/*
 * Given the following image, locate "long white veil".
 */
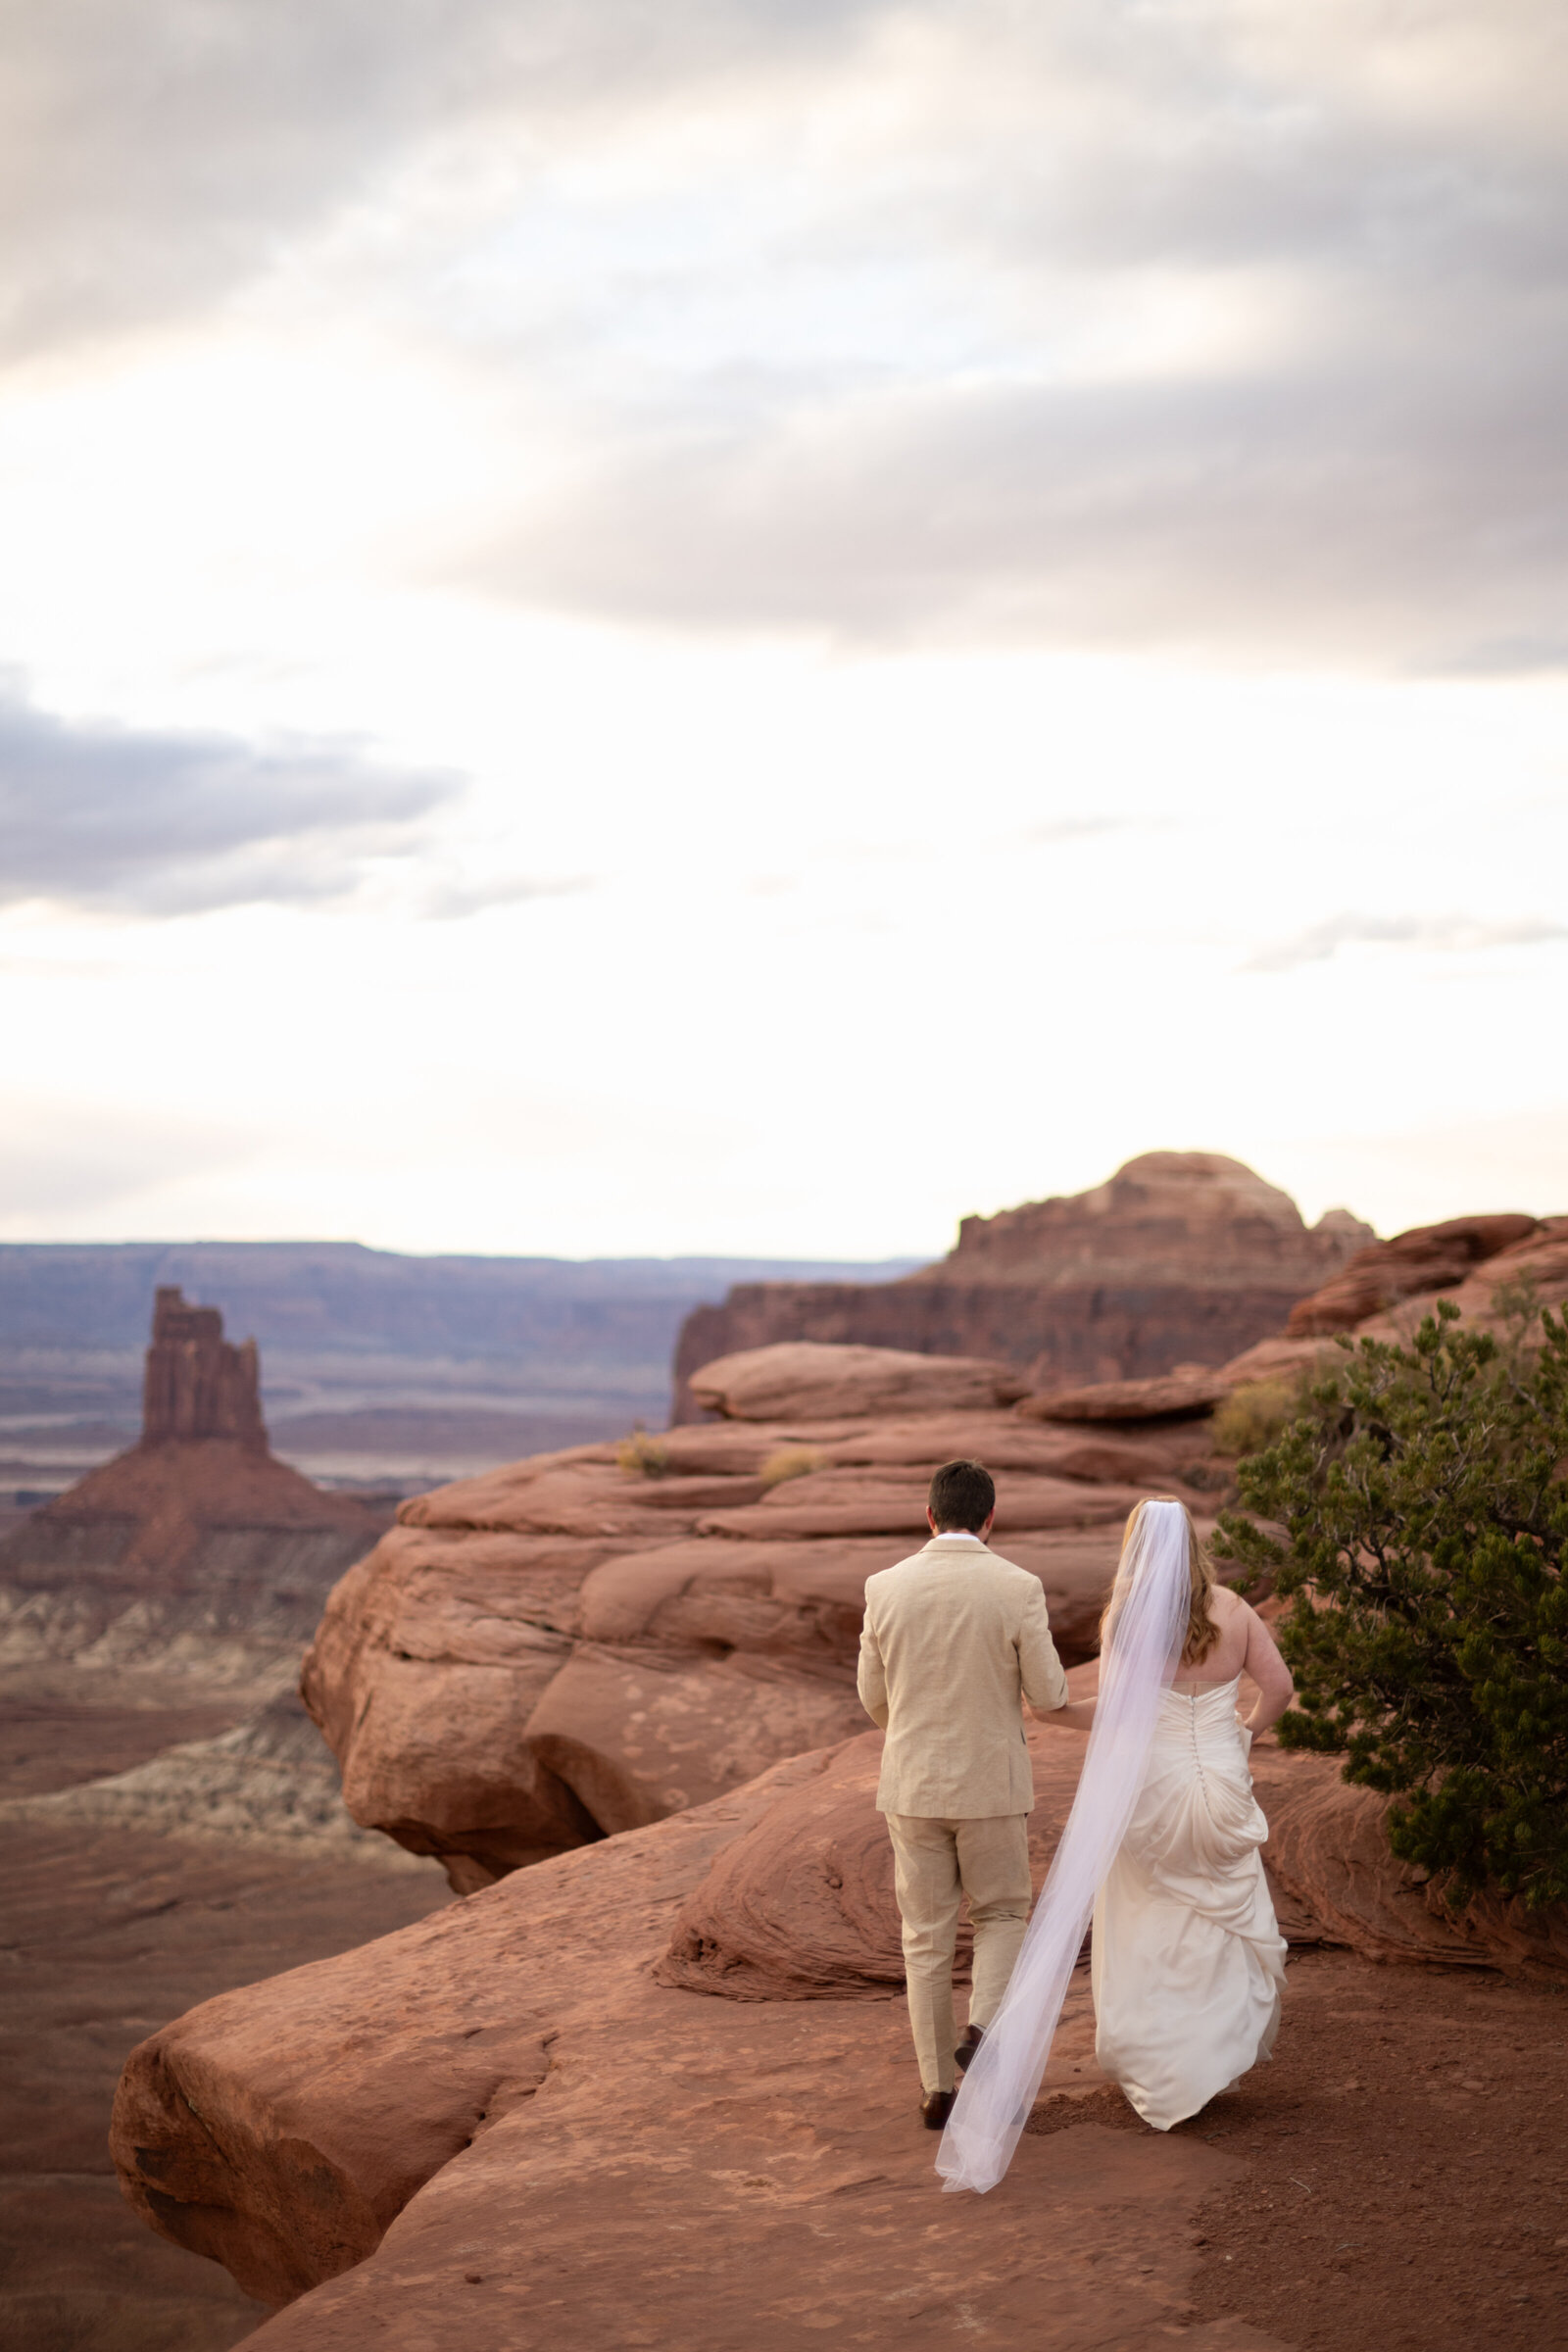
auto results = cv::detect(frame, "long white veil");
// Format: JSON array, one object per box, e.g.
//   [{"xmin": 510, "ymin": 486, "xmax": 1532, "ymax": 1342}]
[{"xmin": 935, "ymin": 1497, "xmax": 1192, "ymax": 2194}]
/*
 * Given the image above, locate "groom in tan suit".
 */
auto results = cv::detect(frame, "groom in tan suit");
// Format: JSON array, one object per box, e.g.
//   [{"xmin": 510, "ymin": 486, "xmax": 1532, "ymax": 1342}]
[{"xmin": 858, "ymin": 1457, "xmax": 1069, "ymax": 2128}]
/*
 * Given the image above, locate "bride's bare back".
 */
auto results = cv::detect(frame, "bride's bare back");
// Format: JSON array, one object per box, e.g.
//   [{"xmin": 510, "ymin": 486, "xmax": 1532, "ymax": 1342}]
[
  {"xmin": 1034, "ymin": 1575, "xmax": 1295, "ymax": 1739},
  {"xmin": 1172, "ymin": 1585, "xmax": 1294, "ymax": 1733}
]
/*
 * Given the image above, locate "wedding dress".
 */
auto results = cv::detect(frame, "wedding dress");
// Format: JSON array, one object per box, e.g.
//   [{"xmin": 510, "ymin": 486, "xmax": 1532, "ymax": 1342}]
[
  {"xmin": 937, "ymin": 1500, "xmax": 1285, "ymax": 2194},
  {"xmin": 1091, "ymin": 1675, "xmax": 1285, "ymax": 2131}
]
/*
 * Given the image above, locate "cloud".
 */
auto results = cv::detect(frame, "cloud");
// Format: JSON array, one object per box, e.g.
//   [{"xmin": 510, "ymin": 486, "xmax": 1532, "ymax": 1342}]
[
  {"xmin": 4, "ymin": 3, "xmax": 1567, "ymax": 670},
  {"xmin": 466, "ymin": 300, "xmax": 1568, "ymax": 670},
  {"xmin": 0, "ymin": 0, "xmax": 893, "ymax": 355},
  {"xmin": 1019, "ymin": 818, "xmax": 1130, "ymax": 847},
  {"xmin": 1247, "ymin": 912, "xmax": 1568, "ymax": 973},
  {"xmin": 416, "ymin": 871, "xmax": 593, "ymax": 920},
  {"xmin": 0, "ymin": 680, "xmax": 460, "ymax": 914},
  {"xmin": 444, "ymin": 5, "xmax": 1568, "ymax": 670}
]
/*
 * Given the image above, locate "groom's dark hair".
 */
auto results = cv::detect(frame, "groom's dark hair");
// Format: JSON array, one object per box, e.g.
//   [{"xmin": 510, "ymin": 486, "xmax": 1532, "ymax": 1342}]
[{"xmin": 928, "ymin": 1458, "xmax": 995, "ymax": 1532}]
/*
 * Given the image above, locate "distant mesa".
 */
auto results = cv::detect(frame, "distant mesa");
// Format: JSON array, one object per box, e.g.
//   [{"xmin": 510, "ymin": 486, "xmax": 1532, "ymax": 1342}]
[
  {"xmin": 919, "ymin": 1152, "xmax": 1371, "ymax": 1291},
  {"xmin": 671, "ymin": 1152, "xmax": 1376, "ymax": 1418}
]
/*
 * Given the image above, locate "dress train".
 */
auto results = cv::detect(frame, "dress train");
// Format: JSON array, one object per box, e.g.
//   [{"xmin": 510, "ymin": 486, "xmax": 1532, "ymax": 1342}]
[{"xmin": 1091, "ymin": 1675, "xmax": 1287, "ymax": 2130}]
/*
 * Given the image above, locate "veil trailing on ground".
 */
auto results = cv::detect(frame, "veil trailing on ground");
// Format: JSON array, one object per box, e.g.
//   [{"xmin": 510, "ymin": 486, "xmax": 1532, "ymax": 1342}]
[{"xmin": 935, "ymin": 1497, "xmax": 1193, "ymax": 2195}]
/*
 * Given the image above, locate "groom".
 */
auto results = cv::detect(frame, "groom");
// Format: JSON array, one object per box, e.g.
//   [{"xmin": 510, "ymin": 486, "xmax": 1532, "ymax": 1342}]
[{"xmin": 858, "ymin": 1458, "xmax": 1069, "ymax": 2128}]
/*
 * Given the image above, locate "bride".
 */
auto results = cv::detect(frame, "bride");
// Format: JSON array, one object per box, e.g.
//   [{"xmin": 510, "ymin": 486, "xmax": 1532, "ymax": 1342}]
[{"xmin": 937, "ymin": 1497, "xmax": 1294, "ymax": 2194}]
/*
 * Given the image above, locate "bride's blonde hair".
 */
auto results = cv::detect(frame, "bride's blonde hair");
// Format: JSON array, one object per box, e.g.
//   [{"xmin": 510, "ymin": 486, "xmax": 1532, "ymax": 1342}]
[{"xmin": 1101, "ymin": 1497, "xmax": 1219, "ymax": 1665}]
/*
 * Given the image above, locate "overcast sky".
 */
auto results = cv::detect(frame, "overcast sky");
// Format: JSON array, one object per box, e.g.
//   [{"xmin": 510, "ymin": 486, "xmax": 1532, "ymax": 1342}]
[{"xmin": 1, "ymin": 1, "xmax": 1564, "ymax": 1258}]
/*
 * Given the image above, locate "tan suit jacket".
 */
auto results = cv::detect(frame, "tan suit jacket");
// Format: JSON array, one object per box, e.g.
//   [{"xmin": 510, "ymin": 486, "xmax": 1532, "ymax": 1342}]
[{"xmin": 858, "ymin": 1537, "xmax": 1069, "ymax": 1818}]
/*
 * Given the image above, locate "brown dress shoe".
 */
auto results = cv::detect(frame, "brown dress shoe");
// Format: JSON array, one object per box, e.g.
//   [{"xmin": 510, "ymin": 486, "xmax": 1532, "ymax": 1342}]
[
  {"xmin": 956, "ymin": 2025, "xmax": 984, "ymax": 2073},
  {"xmin": 920, "ymin": 2088, "xmax": 956, "ymax": 2130}
]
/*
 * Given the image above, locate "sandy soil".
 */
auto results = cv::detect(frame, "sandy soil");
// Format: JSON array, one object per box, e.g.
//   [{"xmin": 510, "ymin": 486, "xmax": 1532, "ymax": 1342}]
[
  {"xmin": 0, "ymin": 1676, "xmax": 247, "ymax": 1796},
  {"xmin": 1030, "ymin": 1945, "xmax": 1568, "ymax": 2347},
  {"xmin": 0, "ymin": 1681, "xmax": 450, "ymax": 2352}
]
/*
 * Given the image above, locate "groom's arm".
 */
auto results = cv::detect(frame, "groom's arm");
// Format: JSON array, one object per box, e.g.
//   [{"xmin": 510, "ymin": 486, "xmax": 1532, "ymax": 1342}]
[
  {"xmin": 1017, "ymin": 1581, "xmax": 1069, "ymax": 1715},
  {"xmin": 857, "ymin": 1603, "xmax": 890, "ymax": 1729}
]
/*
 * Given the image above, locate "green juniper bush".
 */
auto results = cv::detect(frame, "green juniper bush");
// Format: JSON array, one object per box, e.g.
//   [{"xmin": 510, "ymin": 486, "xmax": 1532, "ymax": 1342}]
[{"xmin": 1214, "ymin": 1294, "xmax": 1568, "ymax": 1910}]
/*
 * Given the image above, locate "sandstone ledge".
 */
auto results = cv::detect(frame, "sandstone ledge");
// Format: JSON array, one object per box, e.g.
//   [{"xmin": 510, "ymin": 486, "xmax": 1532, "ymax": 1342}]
[{"xmin": 112, "ymin": 1705, "xmax": 1564, "ymax": 2347}]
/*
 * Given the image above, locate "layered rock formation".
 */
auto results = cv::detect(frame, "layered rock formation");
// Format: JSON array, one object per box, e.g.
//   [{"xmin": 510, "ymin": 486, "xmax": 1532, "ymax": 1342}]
[
  {"xmin": 1220, "ymin": 1214, "xmax": 1568, "ymax": 1392},
  {"xmin": 927, "ymin": 1152, "xmax": 1370, "ymax": 1288},
  {"xmin": 301, "ymin": 1347, "xmax": 1223, "ymax": 1891},
  {"xmin": 140, "ymin": 1285, "xmax": 270, "ymax": 1448},
  {"xmin": 2, "ymin": 1686, "xmax": 430, "ymax": 1871},
  {"xmin": 0, "ymin": 1289, "xmax": 378, "ymax": 1691},
  {"xmin": 672, "ymin": 1152, "xmax": 1374, "ymax": 1417},
  {"xmin": 111, "ymin": 1697, "xmax": 1566, "ymax": 2342},
  {"xmin": 303, "ymin": 1196, "xmax": 1568, "ymax": 1900},
  {"xmin": 103, "ymin": 1205, "xmax": 1568, "ymax": 2342},
  {"xmin": 1284, "ymin": 1213, "xmax": 1543, "ymax": 1336}
]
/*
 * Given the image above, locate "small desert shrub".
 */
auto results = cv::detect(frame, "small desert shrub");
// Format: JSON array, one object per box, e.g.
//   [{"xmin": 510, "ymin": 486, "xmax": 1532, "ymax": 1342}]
[
  {"xmin": 1210, "ymin": 1380, "xmax": 1298, "ymax": 1459},
  {"xmin": 616, "ymin": 1430, "xmax": 670, "ymax": 1479},
  {"xmin": 1215, "ymin": 1298, "xmax": 1568, "ymax": 1909},
  {"xmin": 759, "ymin": 1446, "xmax": 824, "ymax": 1491}
]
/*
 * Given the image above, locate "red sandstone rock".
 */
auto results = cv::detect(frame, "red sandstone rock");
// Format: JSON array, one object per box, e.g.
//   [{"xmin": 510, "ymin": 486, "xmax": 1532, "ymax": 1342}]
[
  {"xmin": 310, "ymin": 1241, "xmax": 1568, "ymax": 1907},
  {"xmin": 1285, "ymin": 1214, "xmax": 1542, "ymax": 1336},
  {"xmin": 105, "ymin": 1745, "xmax": 1239, "ymax": 2343},
  {"xmin": 0, "ymin": 1290, "xmax": 375, "ymax": 1685},
  {"xmin": 522, "ymin": 1643, "xmax": 866, "ymax": 1835},
  {"xmin": 110, "ymin": 1695, "xmax": 1566, "ymax": 2346},
  {"xmin": 657, "ymin": 1724, "xmax": 1084, "ymax": 2001},
  {"xmin": 670, "ymin": 1154, "xmax": 1374, "ymax": 1419},
  {"xmin": 575, "ymin": 1537, "xmax": 885, "ymax": 1646},
  {"xmin": 644, "ymin": 1420, "xmax": 857, "ymax": 1474},
  {"xmin": 1215, "ymin": 1219, "xmax": 1568, "ymax": 1390},
  {"xmin": 1212, "ymin": 1334, "xmax": 1336, "ymax": 1389},
  {"xmin": 1249, "ymin": 1744, "xmax": 1568, "ymax": 1973},
  {"xmin": 302, "ymin": 1349, "xmax": 1211, "ymax": 1888},
  {"xmin": 1357, "ymin": 1215, "xmax": 1568, "ymax": 1343},
  {"xmin": 814, "ymin": 1410, "xmax": 1214, "ymax": 1486},
  {"xmin": 655, "ymin": 1701, "xmax": 1568, "ymax": 2004},
  {"xmin": 397, "ymin": 1453, "xmax": 759, "ymax": 1537},
  {"xmin": 140, "ymin": 1284, "xmax": 270, "ymax": 1449},
  {"xmin": 697, "ymin": 1468, "xmax": 1147, "ymax": 1540},
  {"xmin": 927, "ymin": 1152, "xmax": 1371, "ymax": 1291},
  {"xmin": 1017, "ymin": 1371, "xmax": 1232, "ymax": 1423},
  {"xmin": 687, "ymin": 1340, "xmax": 1029, "ymax": 1422},
  {"xmin": 300, "ymin": 1525, "xmax": 643, "ymax": 1883},
  {"xmin": 305, "ymin": 1401, "xmax": 1165, "ymax": 1882}
]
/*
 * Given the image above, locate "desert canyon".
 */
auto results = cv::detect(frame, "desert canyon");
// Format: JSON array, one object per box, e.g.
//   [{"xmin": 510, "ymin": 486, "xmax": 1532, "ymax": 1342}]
[{"xmin": 6, "ymin": 1153, "xmax": 1568, "ymax": 2352}]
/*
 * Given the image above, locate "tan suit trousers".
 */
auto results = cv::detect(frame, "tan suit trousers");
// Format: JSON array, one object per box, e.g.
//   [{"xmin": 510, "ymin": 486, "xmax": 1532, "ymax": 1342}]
[{"xmin": 885, "ymin": 1812, "xmax": 1032, "ymax": 2094}]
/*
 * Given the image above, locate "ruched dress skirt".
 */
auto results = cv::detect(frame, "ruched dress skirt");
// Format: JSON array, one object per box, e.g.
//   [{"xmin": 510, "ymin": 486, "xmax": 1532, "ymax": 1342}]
[{"xmin": 1091, "ymin": 1676, "xmax": 1287, "ymax": 2130}]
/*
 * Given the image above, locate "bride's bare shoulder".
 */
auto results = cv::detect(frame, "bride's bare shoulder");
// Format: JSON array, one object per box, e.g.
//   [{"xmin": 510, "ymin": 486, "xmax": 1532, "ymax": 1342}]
[{"xmin": 1208, "ymin": 1582, "xmax": 1247, "ymax": 1619}]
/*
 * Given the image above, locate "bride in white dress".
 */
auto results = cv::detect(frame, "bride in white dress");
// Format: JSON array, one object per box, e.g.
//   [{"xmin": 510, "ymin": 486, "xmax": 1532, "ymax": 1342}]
[{"xmin": 937, "ymin": 1498, "xmax": 1294, "ymax": 2193}]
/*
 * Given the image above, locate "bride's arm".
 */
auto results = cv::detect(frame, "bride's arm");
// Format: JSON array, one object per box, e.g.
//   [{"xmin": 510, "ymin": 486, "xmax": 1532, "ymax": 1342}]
[
  {"xmin": 1029, "ymin": 1696, "xmax": 1097, "ymax": 1728},
  {"xmin": 1240, "ymin": 1605, "xmax": 1295, "ymax": 1735}
]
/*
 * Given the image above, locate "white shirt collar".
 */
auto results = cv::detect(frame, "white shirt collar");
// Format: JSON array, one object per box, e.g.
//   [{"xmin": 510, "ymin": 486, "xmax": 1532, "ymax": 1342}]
[{"xmin": 928, "ymin": 1529, "xmax": 986, "ymax": 1545}]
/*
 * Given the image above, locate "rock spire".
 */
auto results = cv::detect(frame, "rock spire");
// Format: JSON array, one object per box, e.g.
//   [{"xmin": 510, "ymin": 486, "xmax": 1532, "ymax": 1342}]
[{"xmin": 140, "ymin": 1286, "xmax": 268, "ymax": 1451}]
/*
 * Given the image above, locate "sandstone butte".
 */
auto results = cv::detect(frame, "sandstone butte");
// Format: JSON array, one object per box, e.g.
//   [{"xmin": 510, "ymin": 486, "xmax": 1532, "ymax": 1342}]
[
  {"xmin": 0, "ymin": 1286, "xmax": 379, "ymax": 1692},
  {"xmin": 670, "ymin": 1150, "xmax": 1378, "ymax": 1415},
  {"xmin": 110, "ymin": 1205, "xmax": 1568, "ymax": 2342}
]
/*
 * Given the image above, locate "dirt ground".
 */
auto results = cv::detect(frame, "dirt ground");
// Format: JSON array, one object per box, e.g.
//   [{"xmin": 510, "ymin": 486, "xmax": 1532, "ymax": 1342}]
[
  {"xmin": 0, "ymin": 1679, "xmax": 450, "ymax": 2352},
  {"xmin": 1029, "ymin": 1944, "xmax": 1568, "ymax": 2349},
  {"xmin": 6, "ymin": 1676, "xmax": 1566, "ymax": 2350}
]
